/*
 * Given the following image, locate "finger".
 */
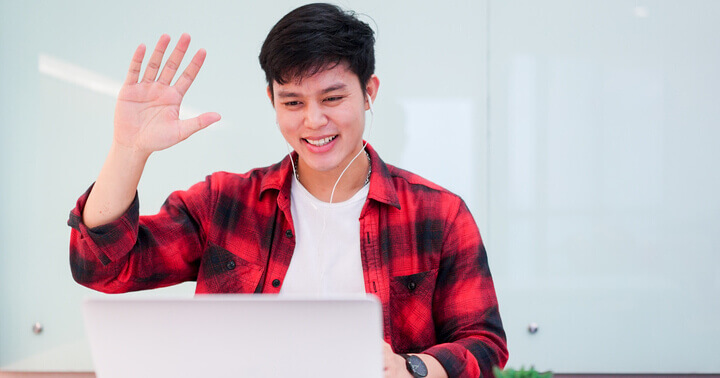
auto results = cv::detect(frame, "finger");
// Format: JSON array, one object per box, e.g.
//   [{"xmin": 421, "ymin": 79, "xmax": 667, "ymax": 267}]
[
  {"xmin": 158, "ymin": 33, "xmax": 192, "ymax": 86},
  {"xmin": 173, "ymin": 48, "xmax": 206, "ymax": 96},
  {"xmin": 178, "ymin": 112, "xmax": 221, "ymax": 141},
  {"xmin": 141, "ymin": 34, "xmax": 171, "ymax": 83},
  {"xmin": 124, "ymin": 44, "xmax": 146, "ymax": 85}
]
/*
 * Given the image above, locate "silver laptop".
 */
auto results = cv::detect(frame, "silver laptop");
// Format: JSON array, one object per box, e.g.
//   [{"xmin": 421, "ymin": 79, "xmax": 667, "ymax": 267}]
[{"xmin": 83, "ymin": 295, "xmax": 384, "ymax": 378}]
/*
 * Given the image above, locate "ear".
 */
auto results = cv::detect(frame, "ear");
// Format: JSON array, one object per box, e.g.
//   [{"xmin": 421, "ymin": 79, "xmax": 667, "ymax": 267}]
[
  {"xmin": 364, "ymin": 74, "xmax": 380, "ymax": 110},
  {"xmin": 266, "ymin": 85, "xmax": 275, "ymax": 107}
]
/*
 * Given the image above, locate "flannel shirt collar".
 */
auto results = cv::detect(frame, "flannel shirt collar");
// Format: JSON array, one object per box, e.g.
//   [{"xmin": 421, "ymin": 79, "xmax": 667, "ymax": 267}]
[{"xmin": 258, "ymin": 142, "xmax": 401, "ymax": 210}]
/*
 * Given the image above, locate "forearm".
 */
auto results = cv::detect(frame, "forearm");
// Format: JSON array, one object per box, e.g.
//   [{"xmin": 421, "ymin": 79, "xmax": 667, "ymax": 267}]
[
  {"xmin": 69, "ymin": 173, "xmax": 211, "ymax": 293},
  {"xmin": 83, "ymin": 142, "xmax": 150, "ymax": 228}
]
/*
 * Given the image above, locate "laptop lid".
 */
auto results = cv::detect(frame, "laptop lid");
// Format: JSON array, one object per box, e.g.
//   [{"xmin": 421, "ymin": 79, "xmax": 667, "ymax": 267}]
[{"xmin": 83, "ymin": 295, "xmax": 384, "ymax": 378}]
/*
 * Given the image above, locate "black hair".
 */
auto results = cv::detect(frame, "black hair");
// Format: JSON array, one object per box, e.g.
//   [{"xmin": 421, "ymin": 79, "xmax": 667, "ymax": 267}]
[{"xmin": 259, "ymin": 3, "xmax": 375, "ymax": 98}]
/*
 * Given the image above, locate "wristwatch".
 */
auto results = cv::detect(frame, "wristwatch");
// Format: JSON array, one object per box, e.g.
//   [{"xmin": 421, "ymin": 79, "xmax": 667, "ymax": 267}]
[{"xmin": 400, "ymin": 354, "xmax": 428, "ymax": 377}]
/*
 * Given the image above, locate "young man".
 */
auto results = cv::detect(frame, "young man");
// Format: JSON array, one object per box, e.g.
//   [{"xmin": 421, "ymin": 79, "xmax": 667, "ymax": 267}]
[{"xmin": 68, "ymin": 4, "xmax": 508, "ymax": 377}]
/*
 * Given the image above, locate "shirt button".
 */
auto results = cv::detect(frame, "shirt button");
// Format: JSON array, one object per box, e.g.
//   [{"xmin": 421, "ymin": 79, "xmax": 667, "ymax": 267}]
[
  {"xmin": 407, "ymin": 281, "xmax": 416, "ymax": 291},
  {"xmin": 285, "ymin": 229, "xmax": 293, "ymax": 238},
  {"xmin": 226, "ymin": 261, "xmax": 236, "ymax": 270},
  {"xmin": 272, "ymin": 279, "xmax": 281, "ymax": 288}
]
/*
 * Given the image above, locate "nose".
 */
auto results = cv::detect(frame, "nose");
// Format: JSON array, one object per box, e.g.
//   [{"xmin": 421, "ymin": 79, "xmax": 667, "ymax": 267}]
[{"xmin": 303, "ymin": 102, "xmax": 328, "ymax": 129}]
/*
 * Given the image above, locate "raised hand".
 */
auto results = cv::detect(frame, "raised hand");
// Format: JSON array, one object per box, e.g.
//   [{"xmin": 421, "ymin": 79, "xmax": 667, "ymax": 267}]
[
  {"xmin": 113, "ymin": 33, "xmax": 220, "ymax": 155},
  {"xmin": 82, "ymin": 34, "xmax": 220, "ymax": 228}
]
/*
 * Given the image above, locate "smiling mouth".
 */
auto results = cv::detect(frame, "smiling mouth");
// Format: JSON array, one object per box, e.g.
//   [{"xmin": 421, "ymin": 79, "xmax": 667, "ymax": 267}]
[{"xmin": 304, "ymin": 135, "xmax": 337, "ymax": 147}]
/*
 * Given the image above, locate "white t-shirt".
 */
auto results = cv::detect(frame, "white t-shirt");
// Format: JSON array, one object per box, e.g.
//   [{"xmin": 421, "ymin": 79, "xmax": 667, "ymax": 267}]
[{"xmin": 280, "ymin": 177, "xmax": 369, "ymax": 296}]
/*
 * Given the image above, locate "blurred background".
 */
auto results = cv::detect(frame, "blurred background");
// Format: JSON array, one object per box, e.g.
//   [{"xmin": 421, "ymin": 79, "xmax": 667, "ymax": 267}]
[{"xmin": 1, "ymin": 0, "xmax": 718, "ymax": 373}]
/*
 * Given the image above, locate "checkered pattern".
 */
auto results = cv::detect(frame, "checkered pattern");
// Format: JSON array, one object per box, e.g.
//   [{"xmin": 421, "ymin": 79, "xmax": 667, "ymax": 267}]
[{"xmin": 68, "ymin": 143, "xmax": 507, "ymax": 377}]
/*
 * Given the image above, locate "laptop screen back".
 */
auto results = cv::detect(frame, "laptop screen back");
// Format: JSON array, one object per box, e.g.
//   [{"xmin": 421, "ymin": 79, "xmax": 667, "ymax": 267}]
[{"xmin": 83, "ymin": 295, "xmax": 384, "ymax": 378}]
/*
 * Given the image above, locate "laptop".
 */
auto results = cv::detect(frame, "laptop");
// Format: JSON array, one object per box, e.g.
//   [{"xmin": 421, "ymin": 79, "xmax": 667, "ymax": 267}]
[{"xmin": 83, "ymin": 295, "xmax": 384, "ymax": 378}]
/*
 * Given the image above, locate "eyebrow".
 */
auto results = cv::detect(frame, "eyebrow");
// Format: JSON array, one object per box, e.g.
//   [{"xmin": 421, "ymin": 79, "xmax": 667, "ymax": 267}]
[{"xmin": 276, "ymin": 83, "xmax": 348, "ymax": 99}]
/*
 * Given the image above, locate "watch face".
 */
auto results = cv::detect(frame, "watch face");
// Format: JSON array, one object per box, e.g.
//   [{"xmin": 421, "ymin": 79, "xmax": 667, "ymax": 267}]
[{"xmin": 405, "ymin": 355, "xmax": 428, "ymax": 377}]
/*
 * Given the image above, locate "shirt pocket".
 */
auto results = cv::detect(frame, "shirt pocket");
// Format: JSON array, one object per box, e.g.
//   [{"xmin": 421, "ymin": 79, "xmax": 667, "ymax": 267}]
[
  {"xmin": 389, "ymin": 268, "xmax": 439, "ymax": 353},
  {"xmin": 196, "ymin": 242, "xmax": 264, "ymax": 293}
]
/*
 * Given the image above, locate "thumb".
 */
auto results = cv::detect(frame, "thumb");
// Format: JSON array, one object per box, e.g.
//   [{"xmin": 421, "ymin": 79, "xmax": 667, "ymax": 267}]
[{"xmin": 178, "ymin": 112, "xmax": 221, "ymax": 141}]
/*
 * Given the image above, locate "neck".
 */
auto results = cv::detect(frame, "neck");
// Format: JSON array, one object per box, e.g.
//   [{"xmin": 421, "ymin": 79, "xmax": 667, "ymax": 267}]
[{"xmin": 295, "ymin": 150, "xmax": 370, "ymax": 203}]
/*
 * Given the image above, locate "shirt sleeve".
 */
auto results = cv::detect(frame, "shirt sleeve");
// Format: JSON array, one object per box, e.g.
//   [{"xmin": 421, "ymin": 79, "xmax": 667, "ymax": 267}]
[
  {"xmin": 67, "ymin": 179, "xmax": 212, "ymax": 293},
  {"xmin": 422, "ymin": 198, "xmax": 508, "ymax": 378}
]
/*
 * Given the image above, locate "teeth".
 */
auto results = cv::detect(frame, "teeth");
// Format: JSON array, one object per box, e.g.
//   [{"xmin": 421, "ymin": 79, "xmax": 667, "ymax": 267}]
[{"xmin": 306, "ymin": 136, "xmax": 335, "ymax": 147}]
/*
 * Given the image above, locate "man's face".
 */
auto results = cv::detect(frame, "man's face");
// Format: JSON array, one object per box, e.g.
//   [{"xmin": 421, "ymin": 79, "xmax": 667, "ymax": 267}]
[{"xmin": 270, "ymin": 64, "xmax": 378, "ymax": 179}]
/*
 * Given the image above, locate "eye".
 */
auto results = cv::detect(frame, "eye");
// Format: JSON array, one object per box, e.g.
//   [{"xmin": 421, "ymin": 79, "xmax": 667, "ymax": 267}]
[
  {"xmin": 283, "ymin": 101, "xmax": 301, "ymax": 107},
  {"xmin": 324, "ymin": 96, "xmax": 344, "ymax": 102}
]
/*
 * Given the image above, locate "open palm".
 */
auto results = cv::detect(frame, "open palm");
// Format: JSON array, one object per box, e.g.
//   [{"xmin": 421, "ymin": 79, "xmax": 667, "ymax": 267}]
[{"xmin": 113, "ymin": 34, "xmax": 220, "ymax": 154}]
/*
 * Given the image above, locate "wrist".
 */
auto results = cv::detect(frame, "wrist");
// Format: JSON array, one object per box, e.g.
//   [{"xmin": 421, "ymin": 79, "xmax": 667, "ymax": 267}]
[
  {"xmin": 400, "ymin": 354, "xmax": 428, "ymax": 378},
  {"xmin": 405, "ymin": 353, "xmax": 448, "ymax": 378},
  {"xmin": 110, "ymin": 141, "xmax": 151, "ymax": 165}
]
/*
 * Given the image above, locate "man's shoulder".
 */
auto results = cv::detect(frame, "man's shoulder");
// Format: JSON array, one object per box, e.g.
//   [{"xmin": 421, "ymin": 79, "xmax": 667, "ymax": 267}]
[
  {"xmin": 201, "ymin": 159, "xmax": 287, "ymax": 197},
  {"xmin": 206, "ymin": 160, "xmax": 284, "ymax": 184},
  {"xmin": 382, "ymin": 163, "xmax": 462, "ymax": 205},
  {"xmin": 385, "ymin": 164, "xmax": 453, "ymax": 194}
]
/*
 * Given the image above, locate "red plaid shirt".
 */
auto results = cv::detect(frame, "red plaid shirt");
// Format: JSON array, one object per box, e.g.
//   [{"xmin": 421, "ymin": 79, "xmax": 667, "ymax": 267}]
[{"xmin": 68, "ymin": 144, "xmax": 507, "ymax": 377}]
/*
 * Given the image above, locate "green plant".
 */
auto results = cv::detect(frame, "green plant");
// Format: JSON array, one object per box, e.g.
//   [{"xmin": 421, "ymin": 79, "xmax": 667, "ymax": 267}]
[{"xmin": 493, "ymin": 366, "xmax": 553, "ymax": 378}]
